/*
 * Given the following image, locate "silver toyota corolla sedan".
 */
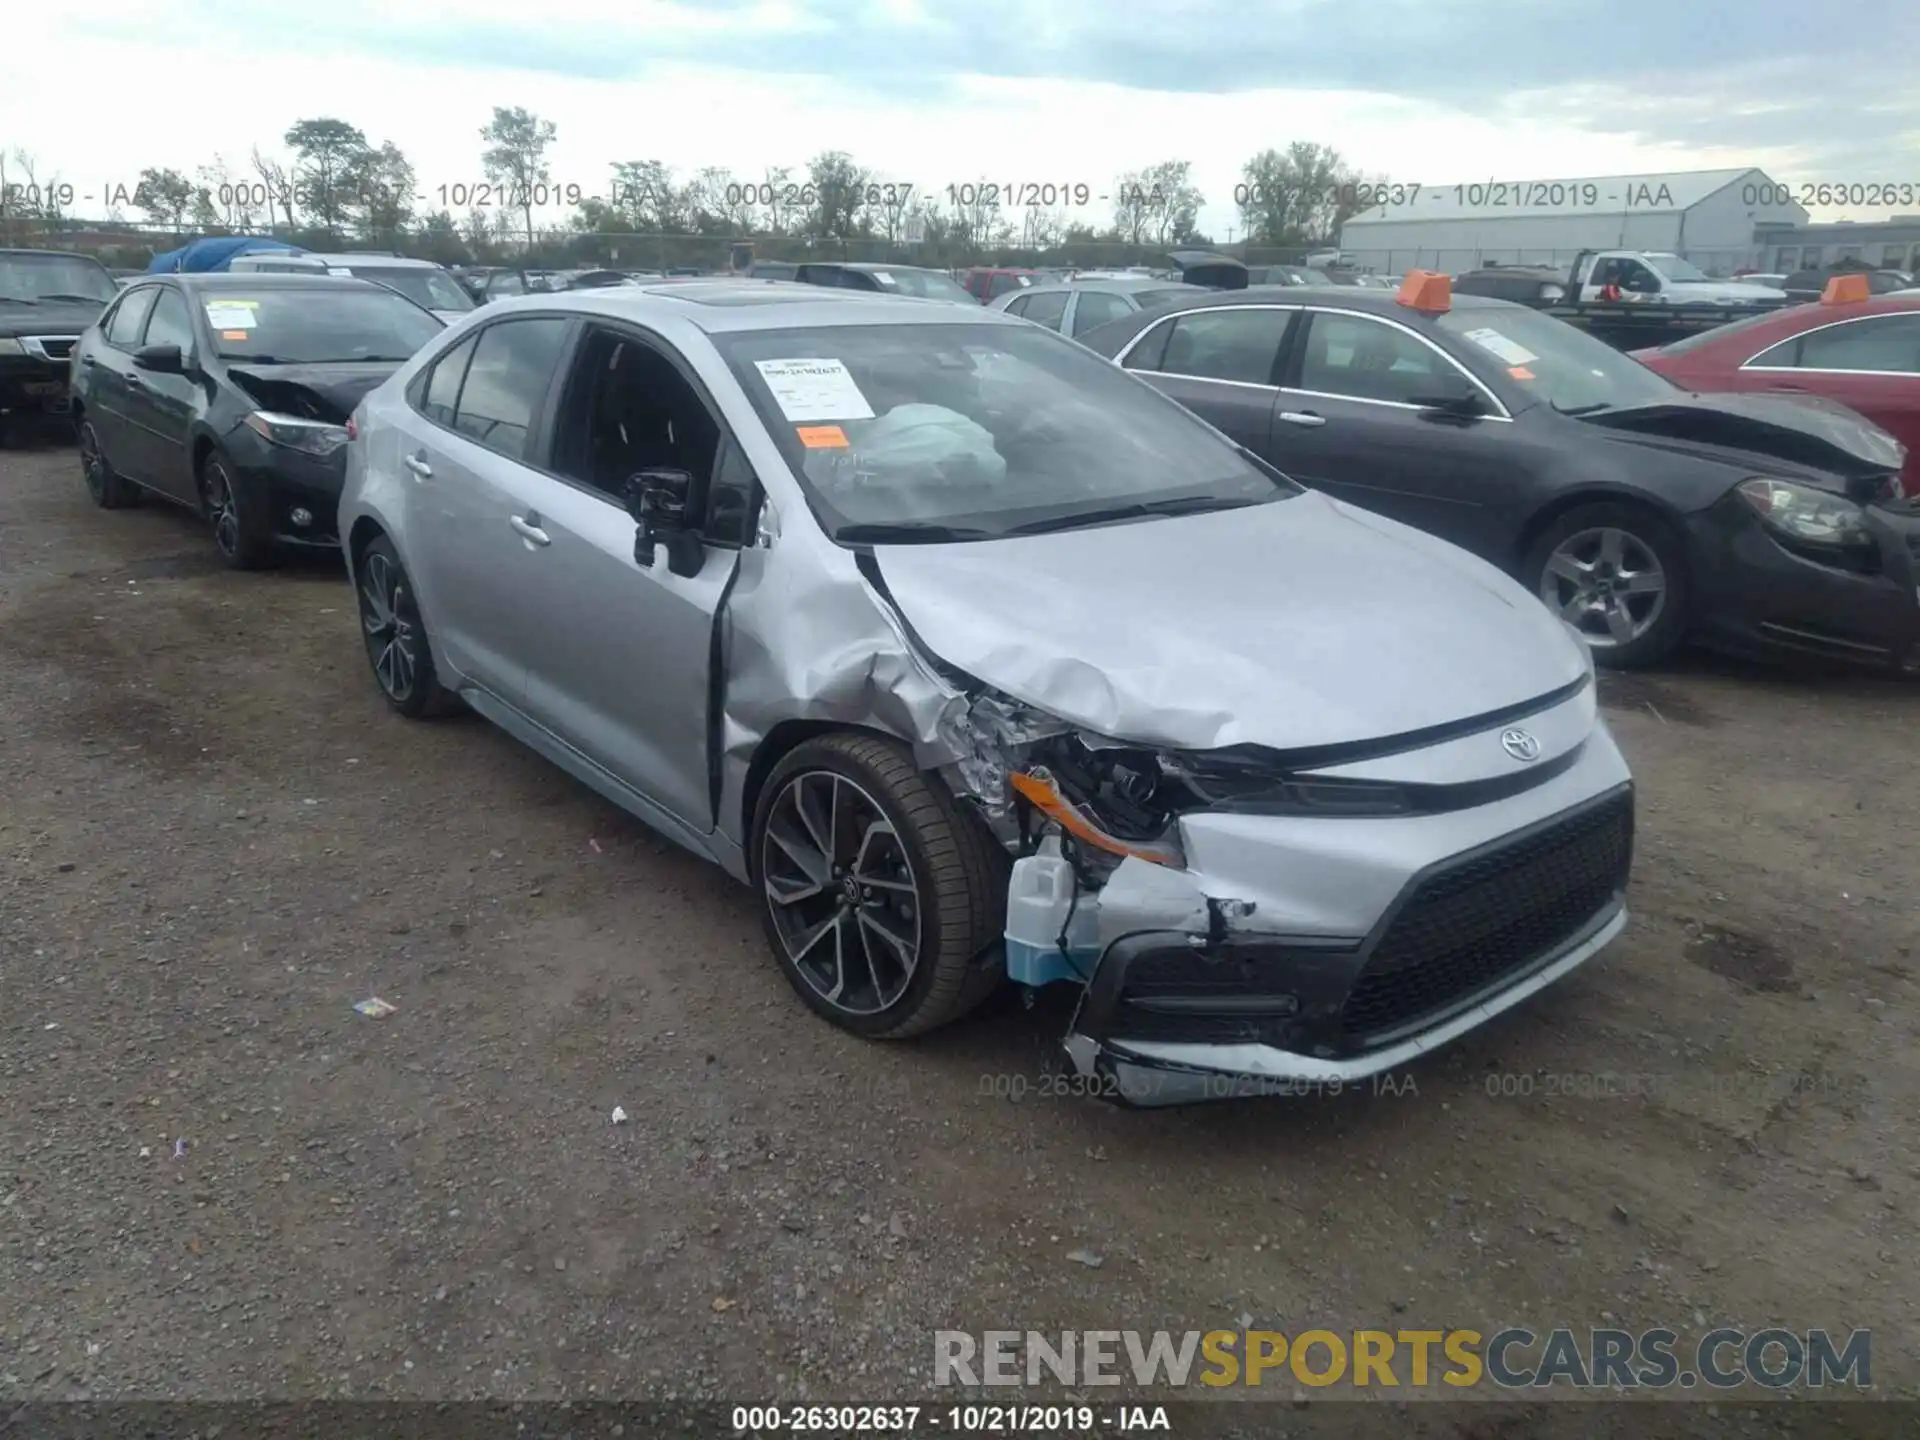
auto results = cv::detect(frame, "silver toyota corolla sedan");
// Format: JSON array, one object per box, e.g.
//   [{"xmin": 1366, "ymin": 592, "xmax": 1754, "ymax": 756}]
[{"xmin": 338, "ymin": 279, "xmax": 1634, "ymax": 1106}]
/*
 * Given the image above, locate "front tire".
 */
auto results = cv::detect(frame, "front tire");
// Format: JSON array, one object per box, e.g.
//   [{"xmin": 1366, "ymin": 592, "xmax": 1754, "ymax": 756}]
[
  {"xmin": 751, "ymin": 733, "xmax": 1007, "ymax": 1039},
  {"xmin": 355, "ymin": 535, "xmax": 457, "ymax": 718},
  {"xmin": 78, "ymin": 420, "xmax": 140, "ymax": 509},
  {"xmin": 199, "ymin": 450, "xmax": 275, "ymax": 570},
  {"xmin": 1524, "ymin": 502, "xmax": 1689, "ymax": 669}
]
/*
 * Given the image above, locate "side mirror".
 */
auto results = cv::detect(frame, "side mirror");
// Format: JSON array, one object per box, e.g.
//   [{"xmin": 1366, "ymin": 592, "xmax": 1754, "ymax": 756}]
[
  {"xmin": 1410, "ymin": 387, "xmax": 1484, "ymax": 420},
  {"xmin": 132, "ymin": 343, "xmax": 184, "ymax": 374},
  {"xmin": 623, "ymin": 467, "xmax": 704, "ymax": 578}
]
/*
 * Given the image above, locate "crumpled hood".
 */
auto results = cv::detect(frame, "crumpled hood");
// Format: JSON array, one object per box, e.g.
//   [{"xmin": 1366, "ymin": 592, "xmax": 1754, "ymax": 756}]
[
  {"xmin": 1582, "ymin": 391, "xmax": 1905, "ymax": 482},
  {"xmin": 872, "ymin": 492, "xmax": 1589, "ymax": 751},
  {"xmin": 227, "ymin": 362, "xmax": 402, "ymax": 422}
]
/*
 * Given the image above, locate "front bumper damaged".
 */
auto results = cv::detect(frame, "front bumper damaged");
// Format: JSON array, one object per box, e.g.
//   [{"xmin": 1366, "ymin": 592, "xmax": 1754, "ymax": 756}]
[{"xmin": 1047, "ymin": 766, "xmax": 1636, "ymax": 1108}]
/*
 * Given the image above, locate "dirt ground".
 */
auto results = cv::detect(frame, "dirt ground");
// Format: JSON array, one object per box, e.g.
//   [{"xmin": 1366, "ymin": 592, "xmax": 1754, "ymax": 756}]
[{"xmin": 2, "ymin": 438, "xmax": 1916, "ymax": 1432}]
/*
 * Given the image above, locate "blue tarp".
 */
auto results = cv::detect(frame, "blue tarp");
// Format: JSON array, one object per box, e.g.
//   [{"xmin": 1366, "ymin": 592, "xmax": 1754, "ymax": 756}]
[{"xmin": 146, "ymin": 236, "xmax": 302, "ymax": 274}]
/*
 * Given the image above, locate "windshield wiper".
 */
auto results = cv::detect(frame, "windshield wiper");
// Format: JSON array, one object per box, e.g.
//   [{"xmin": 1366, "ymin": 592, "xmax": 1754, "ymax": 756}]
[
  {"xmin": 0, "ymin": 296, "xmax": 38, "ymax": 305},
  {"xmin": 834, "ymin": 521, "xmax": 997, "ymax": 544},
  {"xmin": 1555, "ymin": 401, "xmax": 1615, "ymax": 416},
  {"xmin": 1002, "ymin": 495, "xmax": 1262, "ymax": 536},
  {"xmin": 37, "ymin": 293, "xmax": 111, "ymax": 303}
]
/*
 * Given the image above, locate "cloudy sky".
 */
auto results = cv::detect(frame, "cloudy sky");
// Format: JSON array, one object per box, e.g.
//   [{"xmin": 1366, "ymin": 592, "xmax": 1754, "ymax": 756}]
[{"xmin": 5, "ymin": 0, "xmax": 1918, "ymax": 237}]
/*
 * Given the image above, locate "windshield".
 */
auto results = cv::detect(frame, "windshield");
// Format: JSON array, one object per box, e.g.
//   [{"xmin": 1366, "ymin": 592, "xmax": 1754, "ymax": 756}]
[
  {"xmin": 341, "ymin": 266, "xmax": 474, "ymax": 312},
  {"xmin": 1645, "ymin": 254, "xmax": 1714, "ymax": 283},
  {"xmin": 872, "ymin": 269, "xmax": 975, "ymax": 303},
  {"xmin": 0, "ymin": 252, "xmax": 118, "ymax": 304},
  {"xmin": 200, "ymin": 288, "xmax": 446, "ymax": 363},
  {"xmin": 1437, "ymin": 307, "xmax": 1677, "ymax": 414},
  {"xmin": 714, "ymin": 322, "xmax": 1294, "ymax": 541}
]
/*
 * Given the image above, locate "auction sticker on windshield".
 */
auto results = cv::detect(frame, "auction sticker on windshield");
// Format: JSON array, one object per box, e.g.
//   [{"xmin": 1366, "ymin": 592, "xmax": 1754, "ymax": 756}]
[
  {"xmin": 204, "ymin": 301, "xmax": 258, "ymax": 330},
  {"xmin": 1461, "ymin": 327, "xmax": 1537, "ymax": 367},
  {"xmin": 754, "ymin": 358, "xmax": 876, "ymax": 422},
  {"xmin": 796, "ymin": 424, "xmax": 850, "ymax": 448}
]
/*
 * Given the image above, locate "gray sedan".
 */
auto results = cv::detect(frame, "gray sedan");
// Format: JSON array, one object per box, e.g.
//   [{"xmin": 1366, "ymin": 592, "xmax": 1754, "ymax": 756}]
[
  {"xmin": 338, "ymin": 280, "xmax": 1633, "ymax": 1105},
  {"xmin": 988, "ymin": 277, "xmax": 1207, "ymax": 340}
]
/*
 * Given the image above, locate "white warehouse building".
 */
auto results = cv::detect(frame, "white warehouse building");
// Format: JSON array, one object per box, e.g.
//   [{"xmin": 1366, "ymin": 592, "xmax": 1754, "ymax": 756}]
[{"xmin": 1337, "ymin": 168, "xmax": 1809, "ymax": 278}]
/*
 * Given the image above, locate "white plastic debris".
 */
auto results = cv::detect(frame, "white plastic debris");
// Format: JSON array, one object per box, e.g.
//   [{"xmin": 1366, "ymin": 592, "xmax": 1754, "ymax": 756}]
[
  {"xmin": 138, "ymin": 1146, "xmax": 151, "ymax": 1159},
  {"xmin": 610, "ymin": 1106, "xmax": 629, "ymax": 1125},
  {"xmin": 1066, "ymin": 1247, "xmax": 1104, "ymax": 1268},
  {"xmin": 354, "ymin": 997, "xmax": 397, "ymax": 1018}
]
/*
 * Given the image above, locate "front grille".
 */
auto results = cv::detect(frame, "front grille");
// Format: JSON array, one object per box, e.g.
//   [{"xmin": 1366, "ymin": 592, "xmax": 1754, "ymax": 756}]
[{"xmin": 1341, "ymin": 790, "xmax": 1632, "ymax": 1043}]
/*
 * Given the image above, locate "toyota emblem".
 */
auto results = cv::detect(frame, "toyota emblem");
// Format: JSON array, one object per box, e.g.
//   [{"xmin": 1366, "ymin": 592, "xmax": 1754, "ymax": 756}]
[{"xmin": 1501, "ymin": 728, "xmax": 1542, "ymax": 762}]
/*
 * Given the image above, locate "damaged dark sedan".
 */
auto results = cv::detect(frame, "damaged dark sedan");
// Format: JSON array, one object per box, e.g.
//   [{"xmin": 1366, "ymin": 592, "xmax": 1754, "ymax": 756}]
[
  {"xmin": 69, "ymin": 273, "xmax": 445, "ymax": 567},
  {"xmin": 1080, "ymin": 284, "xmax": 1920, "ymax": 672}
]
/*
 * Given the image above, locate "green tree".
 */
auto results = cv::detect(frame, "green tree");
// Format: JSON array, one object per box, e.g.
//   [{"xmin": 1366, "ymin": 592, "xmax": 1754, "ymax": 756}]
[
  {"xmin": 1237, "ymin": 142, "xmax": 1361, "ymax": 247},
  {"xmin": 133, "ymin": 166, "xmax": 198, "ymax": 228},
  {"xmin": 284, "ymin": 118, "xmax": 370, "ymax": 237},
  {"xmin": 804, "ymin": 150, "xmax": 870, "ymax": 246},
  {"xmin": 479, "ymin": 106, "xmax": 557, "ymax": 252},
  {"xmin": 344, "ymin": 141, "xmax": 417, "ymax": 245}
]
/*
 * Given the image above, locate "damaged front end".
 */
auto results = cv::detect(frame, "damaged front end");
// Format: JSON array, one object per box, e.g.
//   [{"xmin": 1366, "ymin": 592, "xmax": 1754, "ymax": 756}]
[{"xmin": 936, "ymin": 688, "xmax": 1634, "ymax": 1108}]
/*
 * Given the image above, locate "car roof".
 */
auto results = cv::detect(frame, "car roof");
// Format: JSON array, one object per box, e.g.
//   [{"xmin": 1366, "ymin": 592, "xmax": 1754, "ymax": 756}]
[
  {"xmin": 1744, "ymin": 294, "xmax": 1920, "ymax": 326},
  {"xmin": 1107, "ymin": 284, "xmax": 1513, "ymax": 317},
  {"xmin": 814, "ymin": 262, "xmax": 948, "ymax": 275},
  {"xmin": 167, "ymin": 273, "xmax": 391, "ymax": 292},
  {"xmin": 303, "ymin": 253, "xmax": 442, "ymax": 267},
  {"xmin": 486, "ymin": 279, "xmax": 1026, "ymax": 333},
  {"xmin": 1007, "ymin": 278, "xmax": 1205, "ymax": 299}
]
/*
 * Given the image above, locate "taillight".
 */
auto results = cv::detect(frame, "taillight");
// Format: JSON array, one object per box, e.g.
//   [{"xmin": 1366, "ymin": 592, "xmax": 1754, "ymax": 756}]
[{"xmin": 345, "ymin": 417, "xmax": 358, "ymax": 441}]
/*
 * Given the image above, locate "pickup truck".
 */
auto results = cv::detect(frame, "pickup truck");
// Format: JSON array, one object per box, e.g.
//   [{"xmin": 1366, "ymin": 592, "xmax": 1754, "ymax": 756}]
[
  {"xmin": 1453, "ymin": 249, "xmax": 1796, "ymax": 351},
  {"xmin": 0, "ymin": 248, "xmax": 119, "ymax": 444}
]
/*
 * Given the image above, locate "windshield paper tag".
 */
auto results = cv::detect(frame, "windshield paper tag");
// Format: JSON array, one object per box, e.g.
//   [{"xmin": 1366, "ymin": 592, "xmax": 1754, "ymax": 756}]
[
  {"xmin": 327, "ymin": 267, "xmax": 353, "ymax": 276},
  {"xmin": 872, "ymin": 272, "xmax": 896, "ymax": 285},
  {"xmin": 754, "ymin": 358, "xmax": 876, "ymax": 422},
  {"xmin": 1509, "ymin": 366, "xmax": 1536, "ymax": 380},
  {"xmin": 204, "ymin": 302, "xmax": 257, "ymax": 329},
  {"xmin": 796, "ymin": 424, "xmax": 849, "ymax": 448},
  {"xmin": 220, "ymin": 330, "xmax": 249, "ymax": 341},
  {"xmin": 1461, "ymin": 327, "xmax": 1537, "ymax": 366}
]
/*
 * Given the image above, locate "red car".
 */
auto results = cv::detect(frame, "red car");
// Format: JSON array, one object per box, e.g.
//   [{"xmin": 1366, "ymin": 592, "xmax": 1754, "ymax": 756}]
[{"xmin": 1635, "ymin": 291, "xmax": 1920, "ymax": 496}]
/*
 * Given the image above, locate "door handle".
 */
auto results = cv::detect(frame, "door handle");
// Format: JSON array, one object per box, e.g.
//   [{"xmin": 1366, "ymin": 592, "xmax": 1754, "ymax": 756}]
[
  {"xmin": 1278, "ymin": 410, "xmax": 1326, "ymax": 427},
  {"xmin": 509, "ymin": 514, "xmax": 550, "ymax": 546},
  {"xmin": 403, "ymin": 453, "xmax": 432, "ymax": 478},
  {"xmin": 80, "ymin": 355, "xmax": 97, "ymax": 367}
]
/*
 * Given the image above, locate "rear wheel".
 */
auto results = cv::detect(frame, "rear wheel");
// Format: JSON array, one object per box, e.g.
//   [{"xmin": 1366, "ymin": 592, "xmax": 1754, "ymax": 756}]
[
  {"xmin": 751, "ymin": 733, "xmax": 1007, "ymax": 1039},
  {"xmin": 1524, "ymin": 502, "xmax": 1689, "ymax": 669},
  {"xmin": 355, "ymin": 534, "xmax": 457, "ymax": 718},
  {"xmin": 78, "ymin": 420, "xmax": 140, "ymax": 508}
]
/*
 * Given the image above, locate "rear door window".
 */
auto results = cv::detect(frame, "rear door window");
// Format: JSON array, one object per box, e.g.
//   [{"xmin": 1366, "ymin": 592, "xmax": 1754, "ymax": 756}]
[
  {"xmin": 1019, "ymin": 290, "xmax": 1069, "ymax": 330},
  {"xmin": 1157, "ymin": 308, "xmax": 1291, "ymax": 386}
]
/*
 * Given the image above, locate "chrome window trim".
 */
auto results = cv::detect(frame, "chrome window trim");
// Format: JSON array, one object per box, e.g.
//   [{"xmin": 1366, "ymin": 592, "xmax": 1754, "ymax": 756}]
[
  {"xmin": 1741, "ymin": 311, "xmax": 1920, "ymax": 374},
  {"xmin": 1114, "ymin": 301, "xmax": 1515, "ymax": 420}
]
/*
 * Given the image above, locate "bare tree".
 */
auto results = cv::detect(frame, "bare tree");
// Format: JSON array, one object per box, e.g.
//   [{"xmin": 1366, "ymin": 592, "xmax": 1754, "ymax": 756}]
[
  {"xmin": 760, "ymin": 166, "xmax": 796, "ymax": 236},
  {"xmin": 251, "ymin": 146, "xmax": 293, "ymax": 230}
]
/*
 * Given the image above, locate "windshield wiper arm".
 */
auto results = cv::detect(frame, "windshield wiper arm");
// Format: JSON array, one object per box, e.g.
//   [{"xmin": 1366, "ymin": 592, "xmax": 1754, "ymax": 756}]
[
  {"xmin": 1003, "ymin": 495, "xmax": 1261, "ymax": 536},
  {"xmin": 37, "ymin": 293, "xmax": 111, "ymax": 303},
  {"xmin": 0, "ymin": 296, "xmax": 38, "ymax": 305},
  {"xmin": 834, "ymin": 521, "xmax": 997, "ymax": 544},
  {"xmin": 1555, "ymin": 401, "xmax": 1615, "ymax": 416}
]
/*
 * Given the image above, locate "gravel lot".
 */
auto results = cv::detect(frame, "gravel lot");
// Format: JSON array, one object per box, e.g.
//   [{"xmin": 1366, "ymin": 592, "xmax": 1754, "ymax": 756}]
[{"xmin": 2, "ymin": 438, "xmax": 1916, "ymax": 1430}]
